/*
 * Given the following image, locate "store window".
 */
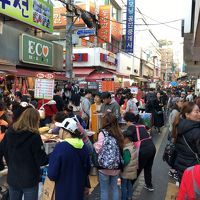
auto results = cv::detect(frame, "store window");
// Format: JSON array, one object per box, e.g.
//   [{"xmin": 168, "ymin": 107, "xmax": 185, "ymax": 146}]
[{"xmin": 112, "ymin": 6, "xmax": 118, "ymax": 21}]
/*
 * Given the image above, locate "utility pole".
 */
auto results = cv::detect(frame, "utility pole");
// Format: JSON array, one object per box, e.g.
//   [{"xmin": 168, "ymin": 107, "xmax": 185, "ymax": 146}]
[{"xmin": 65, "ymin": 2, "xmax": 73, "ymax": 82}]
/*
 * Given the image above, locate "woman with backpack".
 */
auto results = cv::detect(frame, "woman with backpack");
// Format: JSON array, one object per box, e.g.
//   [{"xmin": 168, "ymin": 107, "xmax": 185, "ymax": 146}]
[
  {"xmin": 94, "ymin": 112, "xmax": 124, "ymax": 200},
  {"xmin": 124, "ymin": 112, "xmax": 156, "ymax": 192}
]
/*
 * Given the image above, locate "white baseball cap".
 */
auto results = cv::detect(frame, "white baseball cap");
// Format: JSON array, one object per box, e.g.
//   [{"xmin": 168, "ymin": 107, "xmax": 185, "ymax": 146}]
[{"xmin": 55, "ymin": 118, "xmax": 79, "ymax": 134}]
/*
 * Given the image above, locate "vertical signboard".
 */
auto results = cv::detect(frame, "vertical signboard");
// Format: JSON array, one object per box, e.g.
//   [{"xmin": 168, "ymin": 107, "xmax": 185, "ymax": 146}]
[
  {"xmin": 98, "ymin": 5, "xmax": 111, "ymax": 44},
  {"xmin": 125, "ymin": 0, "xmax": 135, "ymax": 53},
  {"xmin": 0, "ymin": 0, "xmax": 53, "ymax": 33},
  {"xmin": 112, "ymin": 19, "xmax": 122, "ymax": 41}
]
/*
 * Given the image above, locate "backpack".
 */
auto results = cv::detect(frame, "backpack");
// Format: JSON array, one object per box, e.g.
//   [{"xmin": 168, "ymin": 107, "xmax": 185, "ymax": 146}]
[{"xmin": 98, "ymin": 130, "xmax": 121, "ymax": 169}]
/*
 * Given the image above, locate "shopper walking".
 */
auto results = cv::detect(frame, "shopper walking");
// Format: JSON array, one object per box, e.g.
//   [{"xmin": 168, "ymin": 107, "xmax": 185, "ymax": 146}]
[
  {"xmin": 0, "ymin": 108, "xmax": 48, "ymax": 200},
  {"xmin": 94, "ymin": 112, "xmax": 124, "ymax": 200},
  {"xmin": 48, "ymin": 118, "xmax": 91, "ymax": 200},
  {"xmin": 121, "ymin": 130, "xmax": 137, "ymax": 200},
  {"xmin": 167, "ymin": 97, "xmax": 184, "ymax": 180},
  {"xmin": 173, "ymin": 102, "xmax": 200, "ymax": 181},
  {"xmin": 153, "ymin": 92, "xmax": 164, "ymax": 134},
  {"xmin": 124, "ymin": 112, "xmax": 156, "ymax": 191}
]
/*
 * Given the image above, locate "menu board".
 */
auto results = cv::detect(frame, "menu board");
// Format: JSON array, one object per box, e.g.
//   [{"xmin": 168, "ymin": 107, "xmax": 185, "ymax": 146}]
[{"xmin": 34, "ymin": 73, "xmax": 55, "ymax": 99}]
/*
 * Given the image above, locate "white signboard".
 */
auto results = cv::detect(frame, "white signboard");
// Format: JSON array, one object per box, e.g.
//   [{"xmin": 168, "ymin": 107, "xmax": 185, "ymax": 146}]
[
  {"xmin": 130, "ymin": 86, "xmax": 138, "ymax": 94},
  {"xmin": 196, "ymin": 79, "xmax": 200, "ymax": 89},
  {"xmin": 34, "ymin": 73, "xmax": 55, "ymax": 99},
  {"xmin": 150, "ymin": 83, "xmax": 156, "ymax": 89}
]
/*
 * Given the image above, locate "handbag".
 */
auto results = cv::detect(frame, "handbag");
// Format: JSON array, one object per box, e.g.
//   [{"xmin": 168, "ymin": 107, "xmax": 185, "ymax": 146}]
[
  {"xmin": 163, "ymin": 141, "xmax": 176, "ymax": 167},
  {"xmin": 183, "ymin": 135, "xmax": 200, "ymax": 163}
]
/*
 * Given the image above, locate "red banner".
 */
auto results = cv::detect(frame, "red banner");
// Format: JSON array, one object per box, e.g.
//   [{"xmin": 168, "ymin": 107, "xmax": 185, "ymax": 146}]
[{"xmin": 98, "ymin": 5, "xmax": 111, "ymax": 44}]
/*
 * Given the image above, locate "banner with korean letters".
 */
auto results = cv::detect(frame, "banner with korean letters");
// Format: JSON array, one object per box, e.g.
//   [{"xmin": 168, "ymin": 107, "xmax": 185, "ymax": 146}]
[{"xmin": 125, "ymin": 0, "xmax": 135, "ymax": 53}]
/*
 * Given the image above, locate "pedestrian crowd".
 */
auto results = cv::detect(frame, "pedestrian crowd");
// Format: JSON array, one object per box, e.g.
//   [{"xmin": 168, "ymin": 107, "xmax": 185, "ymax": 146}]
[{"xmin": 0, "ymin": 85, "xmax": 199, "ymax": 200}]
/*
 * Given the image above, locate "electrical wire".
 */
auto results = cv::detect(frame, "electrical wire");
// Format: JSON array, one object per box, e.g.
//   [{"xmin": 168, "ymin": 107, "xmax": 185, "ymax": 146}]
[
  {"xmin": 71, "ymin": 3, "xmax": 182, "ymax": 28},
  {"xmin": 136, "ymin": 8, "xmax": 181, "ymax": 31},
  {"xmin": 96, "ymin": 35, "xmax": 157, "ymax": 67}
]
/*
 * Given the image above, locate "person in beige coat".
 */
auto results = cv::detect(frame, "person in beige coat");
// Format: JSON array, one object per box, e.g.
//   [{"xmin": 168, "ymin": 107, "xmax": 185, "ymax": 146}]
[{"xmin": 121, "ymin": 130, "xmax": 138, "ymax": 200}]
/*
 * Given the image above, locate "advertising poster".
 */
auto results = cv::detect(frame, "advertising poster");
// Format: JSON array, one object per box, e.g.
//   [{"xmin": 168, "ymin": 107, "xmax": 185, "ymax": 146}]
[
  {"xmin": 0, "ymin": 0, "xmax": 53, "ymax": 33},
  {"xmin": 102, "ymin": 78, "xmax": 114, "ymax": 92},
  {"xmin": 34, "ymin": 73, "xmax": 54, "ymax": 100}
]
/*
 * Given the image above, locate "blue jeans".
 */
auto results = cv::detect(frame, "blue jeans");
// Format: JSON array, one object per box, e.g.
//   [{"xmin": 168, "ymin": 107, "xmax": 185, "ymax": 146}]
[
  {"xmin": 99, "ymin": 172, "xmax": 119, "ymax": 200},
  {"xmin": 121, "ymin": 178, "xmax": 133, "ymax": 200},
  {"xmin": 9, "ymin": 185, "xmax": 38, "ymax": 200}
]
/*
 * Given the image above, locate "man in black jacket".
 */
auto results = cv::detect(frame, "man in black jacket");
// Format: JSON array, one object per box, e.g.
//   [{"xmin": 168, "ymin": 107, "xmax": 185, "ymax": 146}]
[{"xmin": 53, "ymin": 88, "xmax": 64, "ymax": 111}]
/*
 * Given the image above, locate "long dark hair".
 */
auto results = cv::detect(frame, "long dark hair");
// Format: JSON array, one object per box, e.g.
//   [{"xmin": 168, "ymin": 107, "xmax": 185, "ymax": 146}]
[
  {"xmin": 172, "ymin": 102, "xmax": 196, "ymax": 142},
  {"xmin": 101, "ymin": 112, "xmax": 124, "ymax": 151}
]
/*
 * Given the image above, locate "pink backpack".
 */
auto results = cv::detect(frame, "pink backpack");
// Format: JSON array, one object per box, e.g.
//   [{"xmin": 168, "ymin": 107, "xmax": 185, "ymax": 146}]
[{"xmin": 133, "ymin": 125, "xmax": 151, "ymax": 157}]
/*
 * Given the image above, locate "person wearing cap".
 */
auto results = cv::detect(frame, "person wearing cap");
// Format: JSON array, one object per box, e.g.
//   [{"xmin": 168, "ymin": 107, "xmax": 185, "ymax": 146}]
[
  {"xmin": 186, "ymin": 90, "xmax": 194, "ymax": 102},
  {"xmin": 100, "ymin": 92, "xmax": 121, "ymax": 120},
  {"xmin": 48, "ymin": 118, "xmax": 91, "ymax": 200},
  {"xmin": 180, "ymin": 91, "xmax": 186, "ymax": 101}
]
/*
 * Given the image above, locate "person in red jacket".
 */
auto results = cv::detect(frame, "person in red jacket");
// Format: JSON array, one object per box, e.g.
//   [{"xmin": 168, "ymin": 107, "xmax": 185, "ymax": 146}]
[
  {"xmin": 38, "ymin": 99, "xmax": 58, "ymax": 127},
  {"xmin": 177, "ymin": 164, "xmax": 200, "ymax": 200}
]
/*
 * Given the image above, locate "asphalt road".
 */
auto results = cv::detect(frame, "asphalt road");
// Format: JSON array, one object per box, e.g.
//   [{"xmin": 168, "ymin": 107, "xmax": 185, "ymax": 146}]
[{"xmin": 89, "ymin": 126, "xmax": 171, "ymax": 200}]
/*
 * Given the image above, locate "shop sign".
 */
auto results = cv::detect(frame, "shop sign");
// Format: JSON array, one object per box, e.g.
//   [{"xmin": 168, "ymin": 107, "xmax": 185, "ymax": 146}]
[
  {"xmin": 19, "ymin": 34, "xmax": 53, "ymax": 67},
  {"xmin": 53, "ymin": 4, "xmax": 87, "ymax": 27},
  {"xmin": 111, "ymin": 18, "xmax": 122, "ymax": 41},
  {"xmin": 102, "ymin": 78, "xmax": 114, "ymax": 92},
  {"xmin": 73, "ymin": 53, "xmax": 88, "ymax": 62},
  {"xmin": 34, "ymin": 72, "xmax": 54, "ymax": 99},
  {"xmin": 129, "ymin": 86, "xmax": 138, "ymax": 94},
  {"xmin": 100, "ymin": 53, "xmax": 117, "ymax": 66},
  {"xmin": 0, "ymin": 0, "xmax": 53, "ymax": 33},
  {"xmin": 125, "ymin": 0, "xmax": 135, "ymax": 53},
  {"xmin": 88, "ymin": 82, "xmax": 98, "ymax": 89},
  {"xmin": 197, "ymin": 79, "xmax": 200, "ymax": 89},
  {"xmin": 98, "ymin": 5, "xmax": 111, "ymax": 44}
]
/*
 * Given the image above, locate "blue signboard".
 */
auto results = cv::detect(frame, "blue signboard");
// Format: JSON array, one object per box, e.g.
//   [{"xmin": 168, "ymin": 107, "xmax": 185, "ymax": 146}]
[
  {"xmin": 125, "ymin": 0, "xmax": 135, "ymax": 53},
  {"xmin": 76, "ymin": 29, "xmax": 96, "ymax": 37}
]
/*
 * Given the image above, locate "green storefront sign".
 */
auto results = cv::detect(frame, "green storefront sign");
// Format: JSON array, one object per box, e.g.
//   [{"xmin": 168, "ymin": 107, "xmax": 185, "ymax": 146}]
[
  {"xmin": 0, "ymin": 0, "xmax": 53, "ymax": 33},
  {"xmin": 19, "ymin": 34, "xmax": 53, "ymax": 67}
]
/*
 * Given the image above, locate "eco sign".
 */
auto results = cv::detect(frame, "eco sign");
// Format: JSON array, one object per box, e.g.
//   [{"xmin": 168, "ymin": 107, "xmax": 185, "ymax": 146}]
[
  {"xmin": 0, "ymin": 0, "xmax": 53, "ymax": 33},
  {"xmin": 19, "ymin": 34, "xmax": 53, "ymax": 67}
]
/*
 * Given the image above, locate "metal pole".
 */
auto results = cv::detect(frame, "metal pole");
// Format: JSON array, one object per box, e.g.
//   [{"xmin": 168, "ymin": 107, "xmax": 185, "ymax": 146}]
[{"xmin": 65, "ymin": 2, "xmax": 73, "ymax": 82}]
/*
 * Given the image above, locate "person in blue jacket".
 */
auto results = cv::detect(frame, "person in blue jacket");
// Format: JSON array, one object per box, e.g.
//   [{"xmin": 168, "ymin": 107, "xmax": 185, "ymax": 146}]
[{"xmin": 48, "ymin": 117, "xmax": 91, "ymax": 200}]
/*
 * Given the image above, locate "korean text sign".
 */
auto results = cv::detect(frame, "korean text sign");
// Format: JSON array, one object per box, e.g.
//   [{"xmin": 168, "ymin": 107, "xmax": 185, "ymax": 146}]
[
  {"xmin": 125, "ymin": 0, "xmax": 135, "ymax": 53},
  {"xmin": 34, "ymin": 73, "xmax": 55, "ymax": 100},
  {"xmin": 0, "ymin": 0, "xmax": 53, "ymax": 33},
  {"xmin": 19, "ymin": 34, "xmax": 53, "ymax": 66},
  {"xmin": 98, "ymin": 5, "xmax": 111, "ymax": 44}
]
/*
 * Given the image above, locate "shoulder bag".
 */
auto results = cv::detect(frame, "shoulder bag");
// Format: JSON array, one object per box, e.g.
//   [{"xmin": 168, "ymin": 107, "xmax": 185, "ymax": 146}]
[{"xmin": 183, "ymin": 135, "xmax": 200, "ymax": 164}]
